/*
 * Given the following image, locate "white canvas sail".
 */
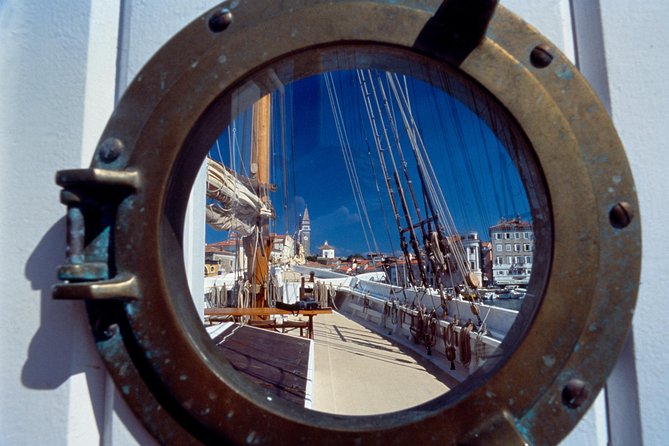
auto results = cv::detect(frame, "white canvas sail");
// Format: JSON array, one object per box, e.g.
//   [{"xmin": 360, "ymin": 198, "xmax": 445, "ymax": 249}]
[{"xmin": 206, "ymin": 157, "xmax": 270, "ymax": 236}]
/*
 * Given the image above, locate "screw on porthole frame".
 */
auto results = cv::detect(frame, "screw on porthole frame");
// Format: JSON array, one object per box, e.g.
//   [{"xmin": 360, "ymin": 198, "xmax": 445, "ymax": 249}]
[
  {"xmin": 610, "ymin": 202, "xmax": 634, "ymax": 229},
  {"xmin": 530, "ymin": 44, "xmax": 553, "ymax": 68}
]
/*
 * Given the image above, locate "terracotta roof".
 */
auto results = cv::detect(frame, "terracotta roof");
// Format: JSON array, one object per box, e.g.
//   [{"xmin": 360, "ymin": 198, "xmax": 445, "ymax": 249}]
[
  {"xmin": 319, "ymin": 241, "xmax": 334, "ymax": 250},
  {"xmin": 208, "ymin": 240, "xmax": 238, "ymax": 247},
  {"xmin": 489, "ymin": 218, "xmax": 533, "ymax": 231}
]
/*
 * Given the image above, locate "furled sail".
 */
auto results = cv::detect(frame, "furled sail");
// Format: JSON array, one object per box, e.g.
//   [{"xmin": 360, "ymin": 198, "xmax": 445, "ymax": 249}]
[{"xmin": 206, "ymin": 158, "xmax": 270, "ymax": 236}]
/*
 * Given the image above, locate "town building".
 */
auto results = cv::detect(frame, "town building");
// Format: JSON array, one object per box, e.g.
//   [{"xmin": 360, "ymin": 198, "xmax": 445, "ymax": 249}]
[
  {"xmin": 461, "ymin": 231, "xmax": 483, "ymax": 287},
  {"xmin": 385, "ymin": 256, "xmax": 417, "ymax": 287},
  {"xmin": 297, "ymin": 206, "xmax": 311, "ymax": 256},
  {"xmin": 269, "ymin": 234, "xmax": 295, "ymax": 265},
  {"xmin": 488, "ymin": 217, "xmax": 534, "ymax": 286},
  {"xmin": 317, "ymin": 241, "xmax": 336, "ymax": 265},
  {"xmin": 205, "ymin": 240, "xmax": 244, "ymax": 276}
]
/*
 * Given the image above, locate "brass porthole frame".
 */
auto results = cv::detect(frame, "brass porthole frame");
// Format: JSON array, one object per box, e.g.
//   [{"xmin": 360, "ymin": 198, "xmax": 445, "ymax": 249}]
[{"xmin": 52, "ymin": 1, "xmax": 640, "ymax": 445}]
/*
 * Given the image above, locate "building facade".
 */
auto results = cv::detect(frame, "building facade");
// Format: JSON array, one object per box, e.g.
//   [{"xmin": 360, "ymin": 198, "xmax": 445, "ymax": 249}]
[
  {"xmin": 489, "ymin": 218, "xmax": 534, "ymax": 287},
  {"xmin": 205, "ymin": 241, "xmax": 245, "ymax": 276},
  {"xmin": 269, "ymin": 234, "xmax": 295, "ymax": 265},
  {"xmin": 461, "ymin": 232, "xmax": 483, "ymax": 287},
  {"xmin": 318, "ymin": 241, "xmax": 335, "ymax": 261}
]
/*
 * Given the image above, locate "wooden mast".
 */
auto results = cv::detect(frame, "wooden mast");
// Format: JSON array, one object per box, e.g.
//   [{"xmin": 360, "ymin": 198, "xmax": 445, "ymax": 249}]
[{"xmin": 245, "ymin": 94, "xmax": 272, "ymax": 308}]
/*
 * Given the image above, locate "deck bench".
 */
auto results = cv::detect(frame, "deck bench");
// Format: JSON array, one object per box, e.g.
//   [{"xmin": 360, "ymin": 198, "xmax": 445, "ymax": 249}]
[
  {"xmin": 280, "ymin": 320, "xmax": 310, "ymax": 337},
  {"xmin": 204, "ymin": 307, "xmax": 332, "ymax": 339}
]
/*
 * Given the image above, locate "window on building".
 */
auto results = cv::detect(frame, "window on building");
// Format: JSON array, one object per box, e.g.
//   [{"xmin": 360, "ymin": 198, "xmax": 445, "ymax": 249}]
[
  {"xmin": 524, "ymin": 243, "xmax": 530, "ymax": 251},
  {"xmin": 496, "ymin": 256, "xmax": 503, "ymax": 265},
  {"xmin": 514, "ymin": 232, "xmax": 520, "ymax": 239},
  {"xmin": 526, "ymin": 256, "xmax": 532, "ymax": 264},
  {"xmin": 496, "ymin": 244, "xmax": 503, "ymax": 252},
  {"xmin": 505, "ymin": 233, "xmax": 511, "ymax": 239},
  {"xmin": 515, "ymin": 256, "xmax": 522, "ymax": 264},
  {"xmin": 495, "ymin": 233, "xmax": 502, "ymax": 240},
  {"xmin": 506, "ymin": 256, "xmax": 512, "ymax": 264},
  {"xmin": 514, "ymin": 244, "xmax": 521, "ymax": 252},
  {"xmin": 505, "ymin": 244, "xmax": 512, "ymax": 252}
]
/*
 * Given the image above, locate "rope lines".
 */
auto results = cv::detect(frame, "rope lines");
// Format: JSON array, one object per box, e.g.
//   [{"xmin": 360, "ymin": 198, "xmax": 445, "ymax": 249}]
[{"xmin": 324, "ymin": 71, "xmax": 381, "ymax": 258}]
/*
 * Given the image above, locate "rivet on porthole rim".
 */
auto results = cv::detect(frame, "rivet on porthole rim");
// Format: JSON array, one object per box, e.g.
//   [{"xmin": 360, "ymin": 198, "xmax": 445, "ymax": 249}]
[
  {"xmin": 562, "ymin": 379, "xmax": 589, "ymax": 409},
  {"xmin": 209, "ymin": 8, "xmax": 233, "ymax": 32},
  {"xmin": 98, "ymin": 137, "xmax": 124, "ymax": 163}
]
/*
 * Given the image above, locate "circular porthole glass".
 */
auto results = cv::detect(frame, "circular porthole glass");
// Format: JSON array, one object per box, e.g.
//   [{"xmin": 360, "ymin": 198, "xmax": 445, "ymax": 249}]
[{"xmin": 195, "ymin": 53, "xmax": 549, "ymax": 415}]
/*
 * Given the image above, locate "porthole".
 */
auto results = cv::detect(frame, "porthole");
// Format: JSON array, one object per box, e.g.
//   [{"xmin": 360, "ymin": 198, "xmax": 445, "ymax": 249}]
[{"xmin": 53, "ymin": 1, "xmax": 640, "ymax": 444}]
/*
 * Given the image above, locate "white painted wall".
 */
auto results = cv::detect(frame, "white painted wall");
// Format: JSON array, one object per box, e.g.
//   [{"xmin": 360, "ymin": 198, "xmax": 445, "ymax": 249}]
[
  {"xmin": 597, "ymin": 3, "xmax": 669, "ymax": 445},
  {"xmin": 1, "ymin": 1, "xmax": 123, "ymax": 444},
  {"xmin": 1, "ymin": 0, "xmax": 666, "ymax": 444},
  {"xmin": 0, "ymin": 0, "xmax": 209, "ymax": 443}
]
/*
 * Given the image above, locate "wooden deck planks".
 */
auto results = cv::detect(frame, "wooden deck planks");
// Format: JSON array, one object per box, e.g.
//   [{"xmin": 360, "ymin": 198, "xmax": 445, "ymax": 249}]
[{"xmin": 212, "ymin": 324, "xmax": 312, "ymax": 406}]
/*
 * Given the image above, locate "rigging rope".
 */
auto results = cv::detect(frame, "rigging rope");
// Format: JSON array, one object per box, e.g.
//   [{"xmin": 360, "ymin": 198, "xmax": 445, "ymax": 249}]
[
  {"xmin": 385, "ymin": 72, "xmax": 473, "ymax": 295},
  {"xmin": 324, "ymin": 72, "xmax": 379, "ymax": 257},
  {"xmin": 358, "ymin": 69, "xmax": 429, "ymax": 287},
  {"xmin": 371, "ymin": 70, "xmax": 431, "ymax": 288},
  {"xmin": 354, "ymin": 70, "xmax": 417, "ymax": 285}
]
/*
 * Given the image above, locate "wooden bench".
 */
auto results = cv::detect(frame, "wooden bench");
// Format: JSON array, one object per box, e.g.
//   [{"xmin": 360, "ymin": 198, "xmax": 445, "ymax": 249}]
[
  {"xmin": 247, "ymin": 319, "xmax": 278, "ymax": 331},
  {"xmin": 204, "ymin": 307, "xmax": 332, "ymax": 339},
  {"xmin": 279, "ymin": 320, "xmax": 310, "ymax": 337}
]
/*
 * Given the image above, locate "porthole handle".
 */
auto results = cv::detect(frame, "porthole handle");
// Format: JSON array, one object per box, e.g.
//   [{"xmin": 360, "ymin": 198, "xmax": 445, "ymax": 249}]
[{"xmin": 53, "ymin": 168, "xmax": 140, "ymax": 300}]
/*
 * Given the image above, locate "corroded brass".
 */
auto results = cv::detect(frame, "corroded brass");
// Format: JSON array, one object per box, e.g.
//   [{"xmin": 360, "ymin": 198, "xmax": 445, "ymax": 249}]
[{"xmin": 52, "ymin": 1, "xmax": 640, "ymax": 445}]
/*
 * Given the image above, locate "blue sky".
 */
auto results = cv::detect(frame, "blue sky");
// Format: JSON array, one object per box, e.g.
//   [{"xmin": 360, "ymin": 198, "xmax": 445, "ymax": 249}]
[{"xmin": 206, "ymin": 70, "xmax": 530, "ymax": 257}]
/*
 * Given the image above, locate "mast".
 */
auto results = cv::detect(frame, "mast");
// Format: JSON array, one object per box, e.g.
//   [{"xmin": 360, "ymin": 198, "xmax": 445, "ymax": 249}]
[{"xmin": 245, "ymin": 94, "xmax": 272, "ymax": 308}]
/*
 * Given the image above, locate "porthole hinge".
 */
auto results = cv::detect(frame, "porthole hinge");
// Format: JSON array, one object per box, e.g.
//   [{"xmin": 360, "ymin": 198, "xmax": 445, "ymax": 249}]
[{"xmin": 52, "ymin": 168, "xmax": 141, "ymax": 301}]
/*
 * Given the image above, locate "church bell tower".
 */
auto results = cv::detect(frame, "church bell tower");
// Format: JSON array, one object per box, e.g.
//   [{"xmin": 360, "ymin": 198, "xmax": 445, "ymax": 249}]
[{"xmin": 298, "ymin": 206, "xmax": 311, "ymax": 256}]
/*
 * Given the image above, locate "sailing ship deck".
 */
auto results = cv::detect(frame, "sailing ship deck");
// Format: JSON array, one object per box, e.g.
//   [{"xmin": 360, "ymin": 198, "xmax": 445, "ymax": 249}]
[
  {"xmin": 211, "ymin": 324, "xmax": 313, "ymax": 406},
  {"xmin": 209, "ymin": 311, "xmax": 457, "ymax": 414},
  {"xmin": 290, "ymin": 311, "xmax": 456, "ymax": 415}
]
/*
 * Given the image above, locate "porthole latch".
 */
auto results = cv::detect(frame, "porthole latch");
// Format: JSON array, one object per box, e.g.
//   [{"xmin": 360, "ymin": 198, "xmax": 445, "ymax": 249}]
[{"xmin": 53, "ymin": 168, "xmax": 140, "ymax": 301}]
